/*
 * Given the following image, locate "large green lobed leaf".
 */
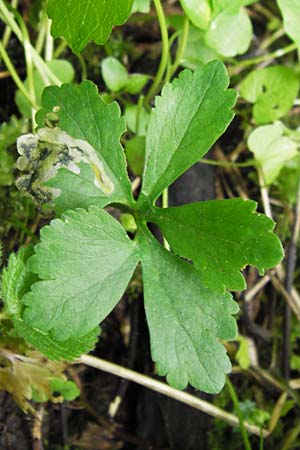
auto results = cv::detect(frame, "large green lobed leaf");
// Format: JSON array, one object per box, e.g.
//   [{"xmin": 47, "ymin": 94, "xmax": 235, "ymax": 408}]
[
  {"xmin": 139, "ymin": 60, "xmax": 237, "ymax": 207},
  {"xmin": 22, "ymin": 206, "xmax": 139, "ymax": 341},
  {"xmin": 1, "ymin": 249, "xmax": 99, "ymax": 360},
  {"xmin": 147, "ymin": 199, "xmax": 284, "ymax": 291},
  {"xmin": 138, "ymin": 226, "xmax": 238, "ymax": 393},
  {"xmin": 34, "ymin": 81, "xmax": 133, "ymax": 213},
  {"xmin": 48, "ymin": 0, "xmax": 134, "ymax": 53}
]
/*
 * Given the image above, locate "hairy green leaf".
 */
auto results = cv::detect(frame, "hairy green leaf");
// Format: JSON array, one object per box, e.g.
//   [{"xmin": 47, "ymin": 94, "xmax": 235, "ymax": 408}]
[
  {"xmin": 1, "ymin": 248, "xmax": 37, "ymax": 318},
  {"xmin": 22, "ymin": 206, "xmax": 139, "ymax": 340},
  {"xmin": 33, "ymin": 81, "xmax": 133, "ymax": 213},
  {"xmin": 14, "ymin": 320, "xmax": 100, "ymax": 361},
  {"xmin": 148, "ymin": 199, "xmax": 284, "ymax": 291},
  {"xmin": 138, "ymin": 226, "xmax": 238, "ymax": 393},
  {"xmin": 1, "ymin": 248, "xmax": 99, "ymax": 360},
  {"xmin": 139, "ymin": 61, "xmax": 237, "ymax": 206},
  {"xmin": 240, "ymin": 66, "xmax": 299, "ymax": 124},
  {"xmin": 248, "ymin": 122, "xmax": 299, "ymax": 184},
  {"xmin": 48, "ymin": 0, "xmax": 134, "ymax": 53}
]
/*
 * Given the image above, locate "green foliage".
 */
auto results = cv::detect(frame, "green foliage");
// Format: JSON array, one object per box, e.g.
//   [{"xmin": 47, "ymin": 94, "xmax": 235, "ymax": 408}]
[
  {"xmin": 236, "ymin": 335, "xmax": 251, "ymax": 370},
  {"xmin": 0, "ymin": 148, "xmax": 14, "ymax": 187},
  {"xmin": 10, "ymin": 61, "xmax": 283, "ymax": 395},
  {"xmin": 125, "ymin": 136, "xmax": 146, "ymax": 176},
  {"xmin": 101, "ymin": 57, "xmax": 129, "ymax": 92},
  {"xmin": 238, "ymin": 400, "xmax": 271, "ymax": 427},
  {"xmin": 15, "ymin": 60, "xmax": 75, "ymax": 117},
  {"xmin": 147, "ymin": 199, "xmax": 283, "ymax": 291},
  {"xmin": 0, "ymin": 117, "xmax": 26, "ymax": 187},
  {"xmin": 240, "ymin": 66, "xmax": 299, "ymax": 124},
  {"xmin": 47, "ymin": 0, "xmax": 134, "ymax": 52},
  {"xmin": 181, "ymin": 26, "xmax": 219, "ymax": 69},
  {"xmin": 49, "ymin": 377, "xmax": 80, "ymax": 401},
  {"xmin": 206, "ymin": 8, "xmax": 252, "ymax": 57},
  {"xmin": 125, "ymin": 104, "xmax": 150, "ymax": 136},
  {"xmin": 1, "ymin": 248, "xmax": 100, "ymax": 360},
  {"xmin": 33, "ymin": 81, "xmax": 134, "ymax": 213},
  {"xmin": 137, "ymin": 225, "xmax": 238, "ymax": 393},
  {"xmin": 248, "ymin": 122, "xmax": 299, "ymax": 184},
  {"xmin": 0, "ymin": 350, "xmax": 78, "ymax": 411},
  {"xmin": 22, "ymin": 207, "xmax": 138, "ymax": 340},
  {"xmin": 101, "ymin": 57, "xmax": 150, "ymax": 94},
  {"xmin": 138, "ymin": 61, "xmax": 237, "ymax": 206},
  {"xmin": 179, "ymin": 0, "xmax": 212, "ymax": 30},
  {"xmin": 131, "ymin": 0, "xmax": 151, "ymax": 13},
  {"xmin": 178, "ymin": 0, "xmax": 252, "ymax": 57},
  {"xmin": 275, "ymin": 155, "xmax": 300, "ymax": 204},
  {"xmin": 277, "ymin": 0, "xmax": 300, "ymax": 45}
]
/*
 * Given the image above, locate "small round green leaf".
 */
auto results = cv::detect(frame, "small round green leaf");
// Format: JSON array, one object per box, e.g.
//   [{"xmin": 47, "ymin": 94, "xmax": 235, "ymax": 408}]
[
  {"xmin": 101, "ymin": 57, "xmax": 129, "ymax": 92},
  {"xmin": 205, "ymin": 8, "xmax": 252, "ymax": 57},
  {"xmin": 240, "ymin": 66, "xmax": 299, "ymax": 124},
  {"xmin": 179, "ymin": 0, "xmax": 212, "ymax": 30}
]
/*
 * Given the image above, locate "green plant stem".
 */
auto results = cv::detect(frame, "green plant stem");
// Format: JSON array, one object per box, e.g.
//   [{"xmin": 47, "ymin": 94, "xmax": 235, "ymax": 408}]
[
  {"xmin": 135, "ymin": 95, "xmax": 144, "ymax": 136},
  {"xmin": 168, "ymin": 15, "xmax": 189, "ymax": 79},
  {"xmin": 230, "ymin": 43, "xmax": 298, "ymax": 75},
  {"xmin": 35, "ymin": 5, "xmax": 48, "ymax": 54},
  {"xmin": 17, "ymin": 11, "xmax": 37, "ymax": 127},
  {"xmin": 53, "ymin": 39, "xmax": 67, "ymax": 58},
  {"xmin": 257, "ymin": 168, "xmax": 273, "ymax": 219},
  {"xmin": 0, "ymin": 40, "xmax": 38, "ymax": 108},
  {"xmin": 76, "ymin": 52, "xmax": 87, "ymax": 82},
  {"xmin": 44, "ymin": 18, "xmax": 54, "ymax": 62},
  {"xmin": 144, "ymin": 0, "xmax": 170, "ymax": 248},
  {"xmin": 200, "ymin": 158, "xmax": 257, "ymax": 168},
  {"xmin": 261, "ymin": 28, "xmax": 285, "ymax": 51},
  {"xmin": 0, "ymin": 0, "xmax": 61, "ymax": 85},
  {"xmin": 259, "ymin": 430, "xmax": 264, "ymax": 450},
  {"xmin": 281, "ymin": 422, "xmax": 300, "ymax": 450},
  {"xmin": 144, "ymin": 0, "xmax": 169, "ymax": 103},
  {"xmin": 226, "ymin": 378, "xmax": 252, "ymax": 450},
  {"xmin": 1, "ymin": 0, "xmax": 18, "ymax": 48}
]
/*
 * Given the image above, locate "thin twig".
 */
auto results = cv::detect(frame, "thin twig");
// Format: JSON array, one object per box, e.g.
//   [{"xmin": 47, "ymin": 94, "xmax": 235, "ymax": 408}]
[
  {"xmin": 244, "ymin": 274, "xmax": 271, "ymax": 303},
  {"xmin": 258, "ymin": 168, "xmax": 272, "ymax": 219},
  {"xmin": 270, "ymin": 275, "xmax": 300, "ymax": 322},
  {"xmin": 32, "ymin": 406, "xmax": 44, "ymax": 450},
  {"xmin": 79, "ymin": 354, "xmax": 268, "ymax": 437}
]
